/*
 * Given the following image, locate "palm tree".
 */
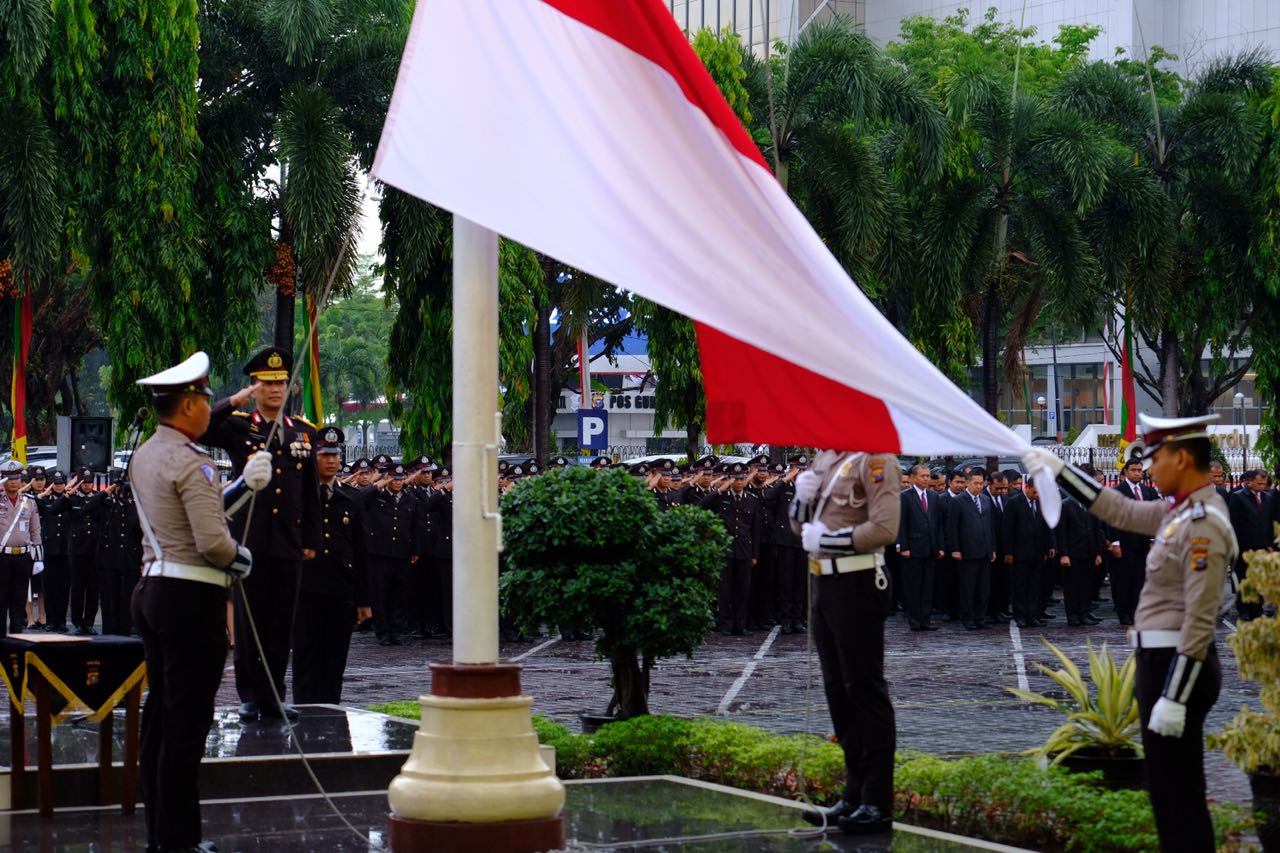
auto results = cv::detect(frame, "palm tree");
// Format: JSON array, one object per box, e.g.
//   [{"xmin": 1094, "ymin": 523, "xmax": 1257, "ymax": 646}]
[
  {"xmin": 1055, "ymin": 52, "xmax": 1272, "ymax": 415},
  {"xmin": 197, "ymin": 0, "xmax": 410, "ymax": 356}
]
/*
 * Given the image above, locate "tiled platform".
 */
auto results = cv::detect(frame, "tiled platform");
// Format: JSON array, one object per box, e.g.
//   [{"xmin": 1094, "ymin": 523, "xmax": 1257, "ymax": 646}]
[{"xmin": 0, "ymin": 776, "xmax": 1025, "ymax": 852}]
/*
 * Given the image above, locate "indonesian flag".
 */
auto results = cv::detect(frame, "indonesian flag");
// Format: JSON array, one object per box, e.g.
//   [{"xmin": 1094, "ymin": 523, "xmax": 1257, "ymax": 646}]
[
  {"xmin": 373, "ymin": 0, "xmax": 1051, "ymax": 508},
  {"xmin": 10, "ymin": 279, "xmax": 30, "ymax": 464}
]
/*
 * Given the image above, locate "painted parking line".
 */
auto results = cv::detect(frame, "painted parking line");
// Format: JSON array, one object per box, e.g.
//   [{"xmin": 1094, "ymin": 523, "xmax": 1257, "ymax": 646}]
[
  {"xmin": 1008, "ymin": 621, "xmax": 1030, "ymax": 693},
  {"xmin": 512, "ymin": 636, "xmax": 562, "ymax": 662},
  {"xmin": 715, "ymin": 626, "xmax": 782, "ymax": 715}
]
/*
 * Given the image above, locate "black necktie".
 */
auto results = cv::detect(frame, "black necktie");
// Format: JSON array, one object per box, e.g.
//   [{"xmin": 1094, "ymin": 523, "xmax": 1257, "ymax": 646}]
[
  {"xmin": 973, "ymin": 495, "xmax": 981, "ymax": 514},
  {"xmin": 1030, "ymin": 499, "xmax": 1037, "ymax": 518}
]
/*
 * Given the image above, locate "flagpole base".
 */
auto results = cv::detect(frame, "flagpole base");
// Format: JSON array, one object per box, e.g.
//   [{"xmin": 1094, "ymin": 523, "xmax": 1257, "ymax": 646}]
[
  {"xmin": 386, "ymin": 664, "xmax": 565, "ymax": 851},
  {"xmin": 388, "ymin": 813, "xmax": 565, "ymax": 853}
]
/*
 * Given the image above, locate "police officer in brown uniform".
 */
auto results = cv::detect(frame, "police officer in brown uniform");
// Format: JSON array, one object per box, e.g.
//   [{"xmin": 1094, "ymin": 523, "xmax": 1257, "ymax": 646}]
[
  {"xmin": 129, "ymin": 352, "xmax": 263, "ymax": 853},
  {"xmin": 1027, "ymin": 414, "xmax": 1236, "ymax": 852},
  {"xmin": 792, "ymin": 450, "xmax": 901, "ymax": 835},
  {"xmin": 200, "ymin": 346, "xmax": 321, "ymax": 722},
  {"xmin": 0, "ymin": 461, "xmax": 42, "ymax": 635}
]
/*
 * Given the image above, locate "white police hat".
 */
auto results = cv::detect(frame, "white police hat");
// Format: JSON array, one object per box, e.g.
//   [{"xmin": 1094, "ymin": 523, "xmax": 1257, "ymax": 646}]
[
  {"xmin": 136, "ymin": 352, "xmax": 213, "ymax": 397},
  {"xmin": 1139, "ymin": 413, "xmax": 1218, "ymax": 460}
]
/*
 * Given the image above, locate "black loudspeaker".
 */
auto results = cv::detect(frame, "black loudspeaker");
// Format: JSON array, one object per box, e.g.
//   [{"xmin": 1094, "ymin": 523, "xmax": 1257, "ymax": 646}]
[{"xmin": 56, "ymin": 416, "xmax": 114, "ymax": 473}]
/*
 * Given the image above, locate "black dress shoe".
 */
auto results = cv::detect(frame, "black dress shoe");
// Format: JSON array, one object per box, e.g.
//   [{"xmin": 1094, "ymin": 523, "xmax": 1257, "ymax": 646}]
[
  {"xmin": 802, "ymin": 798, "xmax": 858, "ymax": 827},
  {"xmin": 837, "ymin": 804, "xmax": 892, "ymax": 835},
  {"xmin": 238, "ymin": 702, "xmax": 260, "ymax": 722},
  {"xmin": 920, "ymin": 623, "xmax": 938, "ymax": 631},
  {"xmin": 261, "ymin": 703, "xmax": 299, "ymax": 722},
  {"xmin": 963, "ymin": 621, "xmax": 978, "ymax": 630},
  {"xmin": 1029, "ymin": 618, "xmax": 1046, "ymax": 627},
  {"xmin": 1118, "ymin": 616, "xmax": 1134, "ymax": 626},
  {"xmin": 377, "ymin": 635, "xmax": 393, "ymax": 646},
  {"xmin": 1067, "ymin": 618, "xmax": 1082, "ymax": 627},
  {"xmin": 781, "ymin": 623, "xmax": 794, "ymax": 635},
  {"xmin": 1085, "ymin": 614, "xmax": 1102, "ymax": 624},
  {"xmin": 792, "ymin": 622, "xmax": 807, "ymax": 633},
  {"xmin": 1015, "ymin": 620, "xmax": 1028, "ymax": 628}
]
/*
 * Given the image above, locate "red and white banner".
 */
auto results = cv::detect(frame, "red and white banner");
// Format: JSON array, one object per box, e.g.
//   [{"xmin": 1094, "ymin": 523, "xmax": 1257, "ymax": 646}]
[{"xmin": 373, "ymin": 0, "xmax": 1034, "ymax": 465}]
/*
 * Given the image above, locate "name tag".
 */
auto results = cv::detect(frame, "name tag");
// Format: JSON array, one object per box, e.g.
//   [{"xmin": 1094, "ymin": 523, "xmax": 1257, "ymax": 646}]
[{"xmin": 19, "ymin": 521, "xmax": 28, "ymax": 532}]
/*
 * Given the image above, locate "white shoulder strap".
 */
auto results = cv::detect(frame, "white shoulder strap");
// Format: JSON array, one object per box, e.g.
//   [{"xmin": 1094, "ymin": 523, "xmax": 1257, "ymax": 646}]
[
  {"xmin": 0, "ymin": 498, "xmax": 25, "ymax": 549},
  {"xmin": 1199, "ymin": 504, "xmax": 1240, "ymax": 564}
]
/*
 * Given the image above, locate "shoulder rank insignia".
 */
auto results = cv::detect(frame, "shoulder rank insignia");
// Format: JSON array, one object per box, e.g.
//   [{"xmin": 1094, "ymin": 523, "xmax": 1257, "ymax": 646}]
[
  {"xmin": 1190, "ymin": 536, "xmax": 1210, "ymax": 571},
  {"xmin": 1189, "ymin": 502, "xmax": 1207, "ymax": 520}
]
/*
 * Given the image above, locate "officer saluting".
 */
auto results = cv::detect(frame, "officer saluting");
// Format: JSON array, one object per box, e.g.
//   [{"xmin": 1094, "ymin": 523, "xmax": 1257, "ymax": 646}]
[
  {"xmin": 1026, "ymin": 414, "xmax": 1236, "ymax": 852},
  {"xmin": 793, "ymin": 449, "xmax": 901, "ymax": 835},
  {"xmin": 129, "ymin": 352, "xmax": 267, "ymax": 853},
  {"xmin": 200, "ymin": 346, "xmax": 321, "ymax": 722}
]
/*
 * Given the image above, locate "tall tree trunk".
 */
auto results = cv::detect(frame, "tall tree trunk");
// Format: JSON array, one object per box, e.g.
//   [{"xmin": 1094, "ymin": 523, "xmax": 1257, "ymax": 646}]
[
  {"xmin": 684, "ymin": 384, "xmax": 701, "ymax": 461},
  {"xmin": 1160, "ymin": 326, "xmax": 1180, "ymax": 416},
  {"xmin": 533, "ymin": 301, "xmax": 552, "ymax": 465},
  {"xmin": 981, "ymin": 282, "xmax": 1000, "ymax": 416}
]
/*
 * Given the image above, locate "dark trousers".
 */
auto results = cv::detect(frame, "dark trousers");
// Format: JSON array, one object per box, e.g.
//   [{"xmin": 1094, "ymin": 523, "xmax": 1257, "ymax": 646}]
[
  {"xmin": 370, "ymin": 555, "xmax": 412, "ymax": 638},
  {"xmin": 132, "ymin": 577, "xmax": 227, "ymax": 850},
  {"xmin": 99, "ymin": 566, "xmax": 140, "ymax": 635},
  {"xmin": 718, "ymin": 557, "xmax": 752, "ymax": 632},
  {"xmin": 900, "ymin": 556, "xmax": 934, "ymax": 628},
  {"xmin": 957, "ymin": 558, "xmax": 990, "ymax": 624},
  {"xmin": 1062, "ymin": 555, "xmax": 1094, "ymax": 622},
  {"xmin": 747, "ymin": 546, "xmax": 776, "ymax": 626},
  {"xmin": 42, "ymin": 554, "xmax": 70, "ymax": 628},
  {"xmin": 69, "ymin": 553, "xmax": 98, "ymax": 629},
  {"xmin": 1112, "ymin": 551, "xmax": 1147, "ymax": 620},
  {"xmin": 0, "ymin": 553, "xmax": 32, "ymax": 635},
  {"xmin": 1011, "ymin": 559, "xmax": 1041, "ymax": 623},
  {"xmin": 293, "ymin": 593, "xmax": 354, "ymax": 704},
  {"xmin": 934, "ymin": 558, "xmax": 958, "ymax": 618},
  {"xmin": 233, "ymin": 558, "xmax": 300, "ymax": 706},
  {"xmin": 884, "ymin": 549, "xmax": 903, "ymax": 612},
  {"xmin": 1235, "ymin": 558, "xmax": 1264, "ymax": 620},
  {"xmin": 811, "ymin": 567, "xmax": 895, "ymax": 811},
  {"xmin": 1136, "ymin": 646, "xmax": 1221, "ymax": 852},
  {"xmin": 772, "ymin": 547, "xmax": 807, "ymax": 624},
  {"xmin": 988, "ymin": 559, "xmax": 1010, "ymax": 618}
]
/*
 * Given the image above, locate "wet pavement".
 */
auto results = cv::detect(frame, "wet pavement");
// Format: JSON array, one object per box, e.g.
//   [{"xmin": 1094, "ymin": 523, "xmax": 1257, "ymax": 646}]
[{"xmin": 0, "ymin": 777, "xmax": 1024, "ymax": 852}]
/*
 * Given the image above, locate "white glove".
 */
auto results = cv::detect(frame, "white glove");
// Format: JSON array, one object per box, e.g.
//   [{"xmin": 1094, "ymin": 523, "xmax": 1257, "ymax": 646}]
[
  {"xmin": 243, "ymin": 450, "xmax": 272, "ymax": 492},
  {"xmin": 1148, "ymin": 697, "xmax": 1187, "ymax": 738},
  {"xmin": 794, "ymin": 470, "xmax": 820, "ymax": 503},
  {"xmin": 226, "ymin": 544, "xmax": 253, "ymax": 580},
  {"xmin": 32, "ymin": 561, "xmax": 44, "ymax": 576},
  {"xmin": 1021, "ymin": 447, "xmax": 1064, "ymax": 478},
  {"xmin": 801, "ymin": 521, "xmax": 830, "ymax": 554}
]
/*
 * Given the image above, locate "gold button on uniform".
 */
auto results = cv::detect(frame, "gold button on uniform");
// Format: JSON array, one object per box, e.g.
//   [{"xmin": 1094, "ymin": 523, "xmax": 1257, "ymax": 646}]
[{"xmin": 272, "ymin": 507, "xmax": 279, "ymax": 515}]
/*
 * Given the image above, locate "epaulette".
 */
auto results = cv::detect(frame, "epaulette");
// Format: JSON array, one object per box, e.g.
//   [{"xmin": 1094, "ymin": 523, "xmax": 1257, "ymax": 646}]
[
  {"xmin": 293, "ymin": 415, "xmax": 315, "ymax": 429},
  {"xmin": 185, "ymin": 441, "xmax": 211, "ymax": 457},
  {"xmin": 1189, "ymin": 502, "xmax": 1207, "ymax": 520},
  {"xmin": 231, "ymin": 411, "xmax": 251, "ymax": 418}
]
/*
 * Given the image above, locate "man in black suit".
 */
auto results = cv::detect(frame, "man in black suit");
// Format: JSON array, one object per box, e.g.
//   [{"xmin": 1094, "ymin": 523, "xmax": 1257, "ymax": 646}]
[
  {"xmin": 897, "ymin": 464, "xmax": 943, "ymax": 630},
  {"xmin": 933, "ymin": 470, "xmax": 967, "ymax": 622},
  {"xmin": 985, "ymin": 473, "xmax": 1011, "ymax": 623},
  {"xmin": 1056, "ymin": 490, "xmax": 1105, "ymax": 626},
  {"xmin": 1210, "ymin": 462, "xmax": 1230, "ymax": 501},
  {"xmin": 1002, "ymin": 481, "xmax": 1055, "ymax": 627},
  {"xmin": 1229, "ymin": 470, "xmax": 1275, "ymax": 620},
  {"xmin": 947, "ymin": 468, "xmax": 997, "ymax": 630},
  {"xmin": 1110, "ymin": 459, "xmax": 1159, "ymax": 625}
]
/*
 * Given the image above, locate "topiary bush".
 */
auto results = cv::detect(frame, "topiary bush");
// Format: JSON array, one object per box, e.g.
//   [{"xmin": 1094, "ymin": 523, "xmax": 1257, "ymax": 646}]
[{"xmin": 500, "ymin": 467, "xmax": 729, "ymax": 719}]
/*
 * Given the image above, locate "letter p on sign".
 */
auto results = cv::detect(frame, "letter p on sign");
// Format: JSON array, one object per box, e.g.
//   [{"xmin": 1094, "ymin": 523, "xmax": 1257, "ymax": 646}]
[{"xmin": 577, "ymin": 408, "xmax": 608, "ymax": 450}]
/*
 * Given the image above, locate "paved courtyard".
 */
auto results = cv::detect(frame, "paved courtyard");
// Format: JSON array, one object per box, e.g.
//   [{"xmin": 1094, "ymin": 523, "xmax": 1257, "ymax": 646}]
[{"xmin": 216, "ymin": 593, "xmax": 1261, "ymax": 805}]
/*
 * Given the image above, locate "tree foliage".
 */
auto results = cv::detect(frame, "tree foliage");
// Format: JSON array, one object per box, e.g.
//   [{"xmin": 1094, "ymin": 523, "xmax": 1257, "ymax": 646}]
[{"xmin": 500, "ymin": 468, "xmax": 727, "ymax": 719}]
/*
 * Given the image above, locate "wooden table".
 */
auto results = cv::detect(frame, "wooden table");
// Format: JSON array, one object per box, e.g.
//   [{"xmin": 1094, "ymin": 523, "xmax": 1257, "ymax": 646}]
[{"xmin": 3, "ymin": 634, "xmax": 144, "ymax": 817}]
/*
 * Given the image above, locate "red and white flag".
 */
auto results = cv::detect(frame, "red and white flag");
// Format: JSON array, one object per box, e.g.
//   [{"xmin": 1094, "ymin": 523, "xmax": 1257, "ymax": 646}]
[{"xmin": 374, "ymin": 1, "xmax": 1043, "ymax": 483}]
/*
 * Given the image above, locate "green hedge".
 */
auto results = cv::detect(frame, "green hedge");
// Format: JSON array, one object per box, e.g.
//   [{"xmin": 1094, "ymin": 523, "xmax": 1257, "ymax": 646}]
[{"xmin": 368, "ymin": 705, "xmax": 1253, "ymax": 852}]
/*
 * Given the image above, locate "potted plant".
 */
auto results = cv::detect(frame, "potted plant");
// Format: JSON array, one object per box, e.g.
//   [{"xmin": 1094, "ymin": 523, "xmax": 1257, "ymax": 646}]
[
  {"xmin": 500, "ymin": 466, "xmax": 728, "ymax": 727},
  {"xmin": 1007, "ymin": 638, "xmax": 1144, "ymax": 789},
  {"xmin": 1211, "ymin": 544, "xmax": 1280, "ymax": 851}
]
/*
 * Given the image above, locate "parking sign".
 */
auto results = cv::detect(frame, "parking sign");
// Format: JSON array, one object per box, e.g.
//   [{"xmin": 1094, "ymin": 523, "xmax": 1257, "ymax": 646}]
[{"xmin": 577, "ymin": 408, "xmax": 608, "ymax": 450}]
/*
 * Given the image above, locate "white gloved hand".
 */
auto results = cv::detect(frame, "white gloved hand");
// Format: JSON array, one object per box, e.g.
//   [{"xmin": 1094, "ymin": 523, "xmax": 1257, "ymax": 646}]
[
  {"xmin": 801, "ymin": 521, "xmax": 830, "ymax": 554},
  {"xmin": 794, "ymin": 470, "xmax": 820, "ymax": 503},
  {"xmin": 1021, "ymin": 447, "xmax": 1064, "ymax": 478},
  {"xmin": 1148, "ymin": 697, "xmax": 1187, "ymax": 738},
  {"xmin": 226, "ymin": 544, "xmax": 253, "ymax": 580},
  {"xmin": 32, "ymin": 561, "xmax": 44, "ymax": 576},
  {"xmin": 243, "ymin": 450, "xmax": 272, "ymax": 492}
]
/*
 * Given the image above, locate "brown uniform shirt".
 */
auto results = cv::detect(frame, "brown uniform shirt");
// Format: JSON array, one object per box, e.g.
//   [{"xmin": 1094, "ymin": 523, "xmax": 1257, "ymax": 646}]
[
  {"xmin": 131, "ymin": 425, "xmax": 238, "ymax": 570},
  {"xmin": 791, "ymin": 451, "xmax": 901, "ymax": 557},
  {"xmin": 0, "ymin": 492, "xmax": 42, "ymax": 552},
  {"xmin": 1090, "ymin": 483, "xmax": 1235, "ymax": 659}
]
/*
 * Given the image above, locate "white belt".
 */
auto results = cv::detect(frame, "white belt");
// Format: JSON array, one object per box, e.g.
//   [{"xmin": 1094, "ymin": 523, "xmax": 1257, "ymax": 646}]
[
  {"xmin": 1128, "ymin": 629, "xmax": 1180, "ymax": 649},
  {"xmin": 143, "ymin": 560, "xmax": 232, "ymax": 589},
  {"xmin": 809, "ymin": 553, "xmax": 888, "ymax": 589},
  {"xmin": 1, "ymin": 547, "xmax": 27, "ymax": 555}
]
